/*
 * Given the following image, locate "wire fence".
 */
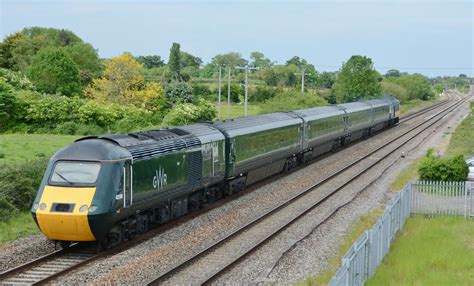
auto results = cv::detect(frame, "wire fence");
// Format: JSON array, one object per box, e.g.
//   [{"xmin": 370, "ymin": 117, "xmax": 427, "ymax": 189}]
[{"xmin": 328, "ymin": 181, "xmax": 473, "ymax": 286}]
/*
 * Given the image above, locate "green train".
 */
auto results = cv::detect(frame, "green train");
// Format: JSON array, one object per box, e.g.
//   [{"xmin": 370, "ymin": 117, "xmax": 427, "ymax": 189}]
[{"xmin": 31, "ymin": 97, "xmax": 399, "ymax": 248}]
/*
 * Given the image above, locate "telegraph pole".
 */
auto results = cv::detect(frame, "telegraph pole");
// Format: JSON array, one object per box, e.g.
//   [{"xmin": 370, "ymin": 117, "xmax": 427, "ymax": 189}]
[
  {"xmin": 227, "ymin": 66, "xmax": 231, "ymax": 118},
  {"xmin": 236, "ymin": 65, "xmax": 258, "ymax": 117},
  {"xmin": 217, "ymin": 65, "xmax": 222, "ymax": 119}
]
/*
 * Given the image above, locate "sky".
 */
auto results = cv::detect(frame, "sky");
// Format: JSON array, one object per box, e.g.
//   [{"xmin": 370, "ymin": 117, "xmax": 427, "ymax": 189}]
[{"xmin": 1, "ymin": 0, "xmax": 473, "ymax": 77}]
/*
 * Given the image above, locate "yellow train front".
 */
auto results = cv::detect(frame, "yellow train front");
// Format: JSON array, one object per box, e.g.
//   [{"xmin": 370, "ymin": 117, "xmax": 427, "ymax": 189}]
[{"xmin": 31, "ymin": 138, "xmax": 132, "ymax": 244}]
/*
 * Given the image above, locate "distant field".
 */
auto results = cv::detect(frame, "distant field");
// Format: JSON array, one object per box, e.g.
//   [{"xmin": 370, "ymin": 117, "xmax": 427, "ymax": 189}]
[
  {"xmin": 366, "ymin": 216, "xmax": 474, "ymax": 286},
  {"xmin": 0, "ymin": 134, "xmax": 77, "ymax": 165}
]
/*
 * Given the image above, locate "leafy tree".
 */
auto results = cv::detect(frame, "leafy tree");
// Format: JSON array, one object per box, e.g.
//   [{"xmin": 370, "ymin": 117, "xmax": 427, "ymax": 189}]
[
  {"xmin": 332, "ymin": 55, "xmax": 382, "ymax": 103},
  {"xmin": 317, "ymin": 72, "xmax": 336, "ymax": 89},
  {"xmin": 128, "ymin": 82, "xmax": 166, "ymax": 112},
  {"xmin": 385, "ymin": 69, "xmax": 401, "ymax": 77},
  {"xmin": 137, "ymin": 55, "xmax": 164, "ymax": 69},
  {"xmin": 381, "ymin": 80, "xmax": 409, "ymax": 102},
  {"xmin": 386, "ymin": 74, "xmax": 433, "ymax": 101},
  {"xmin": 168, "ymin": 43, "xmax": 181, "ymax": 80},
  {"xmin": 258, "ymin": 64, "xmax": 299, "ymax": 87},
  {"xmin": 180, "ymin": 51, "xmax": 202, "ymax": 69},
  {"xmin": 284, "ymin": 56, "xmax": 318, "ymax": 87},
  {"xmin": 86, "ymin": 52, "xmax": 144, "ymax": 102},
  {"xmin": 165, "ymin": 81, "xmax": 194, "ymax": 105},
  {"xmin": 211, "ymin": 52, "xmax": 247, "ymax": 69},
  {"xmin": 27, "ymin": 48, "xmax": 82, "ymax": 96},
  {"xmin": 250, "ymin": 51, "xmax": 273, "ymax": 69},
  {"xmin": 222, "ymin": 83, "xmax": 243, "ymax": 103},
  {"xmin": 459, "ymin": 73, "xmax": 467, "ymax": 78},
  {"xmin": 63, "ymin": 42, "xmax": 102, "ymax": 85},
  {"xmin": 1, "ymin": 27, "xmax": 82, "ymax": 71}
]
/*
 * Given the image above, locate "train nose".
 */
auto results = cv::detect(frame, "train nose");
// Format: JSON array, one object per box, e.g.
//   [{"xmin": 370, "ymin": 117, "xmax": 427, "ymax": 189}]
[{"xmin": 34, "ymin": 186, "xmax": 97, "ymax": 241}]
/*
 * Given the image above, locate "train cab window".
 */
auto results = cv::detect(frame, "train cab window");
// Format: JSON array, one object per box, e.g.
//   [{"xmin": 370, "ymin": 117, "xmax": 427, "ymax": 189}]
[{"xmin": 50, "ymin": 161, "xmax": 101, "ymax": 185}]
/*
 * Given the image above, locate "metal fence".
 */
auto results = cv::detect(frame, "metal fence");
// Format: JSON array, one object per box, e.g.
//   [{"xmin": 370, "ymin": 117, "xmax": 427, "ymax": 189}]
[
  {"xmin": 328, "ymin": 181, "xmax": 473, "ymax": 286},
  {"xmin": 411, "ymin": 181, "xmax": 473, "ymax": 217}
]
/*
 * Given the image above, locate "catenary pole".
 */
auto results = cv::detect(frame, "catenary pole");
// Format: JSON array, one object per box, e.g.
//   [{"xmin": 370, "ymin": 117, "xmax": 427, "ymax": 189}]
[
  {"xmin": 217, "ymin": 66, "xmax": 222, "ymax": 119},
  {"xmin": 227, "ymin": 66, "xmax": 231, "ymax": 118}
]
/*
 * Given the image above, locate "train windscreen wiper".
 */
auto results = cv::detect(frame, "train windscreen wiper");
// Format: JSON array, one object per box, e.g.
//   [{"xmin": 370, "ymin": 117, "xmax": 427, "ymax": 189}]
[{"xmin": 55, "ymin": 171, "xmax": 73, "ymax": 185}]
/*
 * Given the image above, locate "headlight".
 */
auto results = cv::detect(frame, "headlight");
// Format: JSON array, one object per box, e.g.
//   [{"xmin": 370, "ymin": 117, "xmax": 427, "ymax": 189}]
[
  {"xmin": 39, "ymin": 203, "xmax": 47, "ymax": 210},
  {"xmin": 79, "ymin": 205, "xmax": 88, "ymax": 212},
  {"xmin": 33, "ymin": 203, "xmax": 39, "ymax": 210},
  {"xmin": 88, "ymin": 205, "xmax": 97, "ymax": 213}
]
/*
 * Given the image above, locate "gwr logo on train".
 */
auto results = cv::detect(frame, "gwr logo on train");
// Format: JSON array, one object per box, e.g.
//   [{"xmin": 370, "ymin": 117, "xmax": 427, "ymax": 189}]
[{"xmin": 153, "ymin": 167, "xmax": 168, "ymax": 190}]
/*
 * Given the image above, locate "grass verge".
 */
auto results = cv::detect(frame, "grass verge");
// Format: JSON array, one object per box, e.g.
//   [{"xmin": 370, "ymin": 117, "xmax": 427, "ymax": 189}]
[
  {"xmin": 0, "ymin": 212, "xmax": 39, "ymax": 243},
  {"xmin": 0, "ymin": 133, "xmax": 77, "ymax": 164},
  {"xmin": 366, "ymin": 216, "xmax": 474, "ymax": 286},
  {"xmin": 445, "ymin": 102, "xmax": 474, "ymax": 158},
  {"xmin": 298, "ymin": 208, "xmax": 384, "ymax": 285},
  {"xmin": 400, "ymin": 98, "xmax": 439, "ymax": 114},
  {"xmin": 390, "ymin": 158, "xmax": 421, "ymax": 192}
]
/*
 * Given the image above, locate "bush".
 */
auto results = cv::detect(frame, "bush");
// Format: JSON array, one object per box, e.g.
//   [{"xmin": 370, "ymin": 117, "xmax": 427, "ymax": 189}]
[
  {"xmin": 0, "ymin": 68, "xmax": 35, "ymax": 91},
  {"xmin": 163, "ymin": 99, "xmax": 217, "ymax": 126},
  {"xmin": 0, "ymin": 159, "xmax": 48, "ymax": 219},
  {"xmin": 418, "ymin": 149, "xmax": 468, "ymax": 181},
  {"xmin": 26, "ymin": 95, "xmax": 84, "ymax": 128},
  {"xmin": 260, "ymin": 90, "xmax": 327, "ymax": 114},
  {"xmin": 249, "ymin": 85, "xmax": 278, "ymax": 103},
  {"xmin": 165, "ymin": 81, "xmax": 194, "ymax": 105}
]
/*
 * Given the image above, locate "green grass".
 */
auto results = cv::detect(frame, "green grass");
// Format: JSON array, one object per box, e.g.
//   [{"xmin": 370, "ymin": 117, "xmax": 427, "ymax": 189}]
[
  {"xmin": 0, "ymin": 212, "xmax": 39, "ymax": 243},
  {"xmin": 297, "ymin": 209, "xmax": 384, "ymax": 286},
  {"xmin": 400, "ymin": 98, "xmax": 440, "ymax": 114},
  {"xmin": 390, "ymin": 159, "xmax": 422, "ymax": 191},
  {"xmin": 445, "ymin": 102, "xmax": 474, "ymax": 158},
  {"xmin": 215, "ymin": 103, "xmax": 261, "ymax": 120},
  {"xmin": 366, "ymin": 216, "xmax": 474, "ymax": 286},
  {"xmin": 0, "ymin": 133, "xmax": 77, "ymax": 165}
]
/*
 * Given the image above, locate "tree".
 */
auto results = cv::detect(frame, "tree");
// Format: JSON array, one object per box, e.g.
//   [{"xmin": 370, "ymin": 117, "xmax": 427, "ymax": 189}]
[
  {"xmin": 332, "ymin": 55, "xmax": 382, "ymax": 103},
  {"xmin": 180, "ymin": 51, "xmax": 202, "ymax": 69},
  {"xmin": 459, "ymin": 73, "xmax": 467, "ymax": 78},
  {"xmin": 168, "ymin": 43, "xmax": 181, "ymax": 80},
  {"xmin": 386, "ymin": 74, "xmax": 434, "ymax": 101},
  {"xmin": 250, "ymin": 51, "xmax": 272, "ymax": 69},
  {"xmin": 165, "ymin": 81, "xmax": 194, "ymax": 105},
  {"xmin": 63, "ymin": 42, "xmax": 102, "ymax": 85},
  {"xmin": 27, "ymin": 48, "xmax": 81, "ymax": 96},
  {"xmin": 385, "ymin": 69, "xmax": 401, "ymax": 77},
  {"xmin": 1, "ymin": 27, "xmax": 82, "ymax": 72},
  {"xmin": 284, "ymin": 56, "xmax": 318, "ymax": 88},
  {"xmin": 137, "ymin": 55, "xmax": 164, "ymax": 69},
  {"xmin": 258, "ymin": 64, "xmax": 299, "ymax": 87},
  {"xmin": 211, "ymin": 52, "xmax": 247, "ymax": 68},
  {"xmin": 317, "ymin": 72, "xmax": 336, "ymax": 89},
  {"xmin": 86, "ymin": 52, "xmax": 144, "ymax": 102}
]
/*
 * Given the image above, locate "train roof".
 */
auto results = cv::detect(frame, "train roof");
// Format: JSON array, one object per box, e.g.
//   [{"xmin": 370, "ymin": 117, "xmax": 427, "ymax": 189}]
[
  {"xmin": 52, "ymin": 138, "xmax": 132, "ymax": 162},
  {"xmin": 75, "ymin": 129, "xmax": 201, "ymax": 161},
  {"xmin": 211, "ymin": 112, "xmax": 302, "ymax": 137},
  {"xmin": 175, "ymin": 123, "xmax": 225, "ymax": 144}
]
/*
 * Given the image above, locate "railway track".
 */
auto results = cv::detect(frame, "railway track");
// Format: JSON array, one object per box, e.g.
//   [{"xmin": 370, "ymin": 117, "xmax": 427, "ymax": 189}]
[
  {"xmin": 0, "ymin": 95, "xmax": 462, "ymax": 285},
  {"xmin": 147, "ymin": 95, "xmax": 469, "ymax": 285},
  {"xmin": 0, "ymin": 244, "xmax": 99, "ymax": 285}
]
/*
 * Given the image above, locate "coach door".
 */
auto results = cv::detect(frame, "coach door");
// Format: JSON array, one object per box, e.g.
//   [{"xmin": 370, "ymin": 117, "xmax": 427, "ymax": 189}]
[{"xmin": 123, "ymin": 162, "xmax": 133, "ymax": 207}]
